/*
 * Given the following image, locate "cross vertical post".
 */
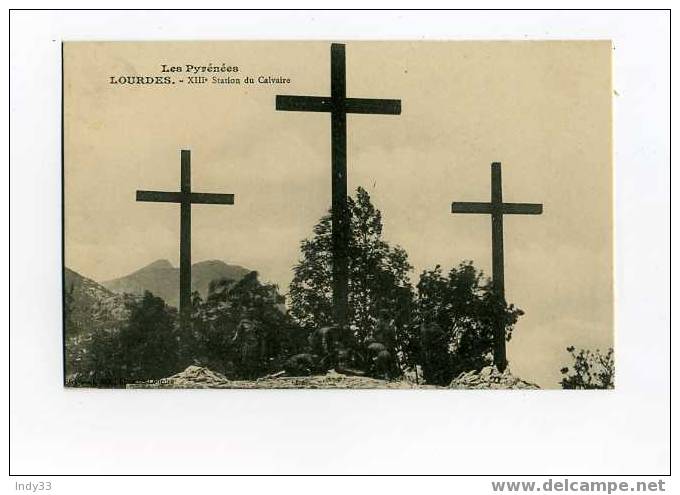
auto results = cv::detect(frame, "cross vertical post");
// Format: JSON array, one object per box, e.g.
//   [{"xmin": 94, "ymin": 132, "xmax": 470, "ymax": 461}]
[
  {"xmin": 276, "ymin": 43, "xmax": 401, "ymax": 329},
  {"xmin": 136, "ymin": 150, "xmax": 235, "ymax": 333},
  {"xmin": 330, "ymin": 44, "xmax": 349, "ymax": 329},
  {"xmin": 451, "ymin": 162, "xmax": 543, "ymax": 371},
  {"xmin": 179, "ymin": 150, "xmax": 192, "ymax": 332},
  {"xmin": 490, "ymin": 162, "xmax": 506, "ymax": 369}
]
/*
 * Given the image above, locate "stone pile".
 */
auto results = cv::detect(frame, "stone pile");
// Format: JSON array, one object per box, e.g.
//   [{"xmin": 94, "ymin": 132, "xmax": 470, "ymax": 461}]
[
  {"xmin": 128, "ymin": 365, "xmax": 231, "ymax": 389},
  {"xmin": 449, "ymin": 366, "xmax": 540, "ymax": 390}
]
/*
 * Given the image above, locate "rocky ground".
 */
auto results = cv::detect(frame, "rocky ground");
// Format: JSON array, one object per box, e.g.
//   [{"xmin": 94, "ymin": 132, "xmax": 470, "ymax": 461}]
[
  {"xmin": 127, "ymin": 365, "xmax": 539, "ymax": 390},
  {"xmin": 127, "ymin": 365, "xmax": 439, "ymax": 389}
]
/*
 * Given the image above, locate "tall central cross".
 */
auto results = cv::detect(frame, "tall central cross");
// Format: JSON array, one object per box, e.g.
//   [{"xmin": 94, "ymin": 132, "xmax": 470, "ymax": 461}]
[
  {"xmin": 136, "ymin": 149, "xmax": 235, "ymax": 331},
  {"xmin": 451, "ymin": 162, "xmax": 543, "ymax": 371},
  {"xmin": 276, "ymin": 43, "xmax": 401, "ymax": 328}
]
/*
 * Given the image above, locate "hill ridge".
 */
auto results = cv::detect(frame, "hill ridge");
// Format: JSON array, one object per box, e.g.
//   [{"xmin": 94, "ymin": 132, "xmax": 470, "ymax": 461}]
[{"xmin": 101, "ymin": 258, "xmax": 251, "ymax": 307}]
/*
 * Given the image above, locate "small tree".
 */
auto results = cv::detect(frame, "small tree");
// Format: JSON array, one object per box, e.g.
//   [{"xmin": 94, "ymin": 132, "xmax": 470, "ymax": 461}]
[
  {"xmin": 117, "ymin": 291, "xmax": 180, "ymax": 382},
  {"xmin": 64, "ymin": 284, "xmax": 76, "ymax": 333},
  {"xmin": 80, "ymin": 328, "xmax": 124, "ymax": 387},
  {"xmin": 415, "ymin": 262, "xmax": 524, "ymax": 384},
  {"xmin": 560, "ymin": 346, "xmax": 615, "ymax": 389},
  {"xmin": 192, "ymin": 271, "xmax": 304, "ymax": 378}
]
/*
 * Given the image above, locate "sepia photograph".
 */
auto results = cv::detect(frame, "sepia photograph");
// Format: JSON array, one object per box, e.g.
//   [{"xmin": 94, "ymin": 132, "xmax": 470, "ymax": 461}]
[{"xmin": 63, "ymin": 40, "xmax": 613, "ymax": 390}]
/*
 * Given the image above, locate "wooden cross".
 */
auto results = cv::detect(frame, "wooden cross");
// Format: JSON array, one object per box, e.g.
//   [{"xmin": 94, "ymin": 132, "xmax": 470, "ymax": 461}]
[
  {"xmin": 451, "ymin": 162, "xmax": 543, "ymax": 371},
  {"xmin": 136, "ymin": 150, "xmax": 235, "ymax": 331},
  {"xmin": 276, "ymin": 43, "xmax": 401, "ymax": 328}
]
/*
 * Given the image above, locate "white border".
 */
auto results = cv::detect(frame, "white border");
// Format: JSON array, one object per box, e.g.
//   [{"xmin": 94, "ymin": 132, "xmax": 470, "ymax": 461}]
[{"xmin": 8, "ymin": 9, "xmax": 671, "ymax": 481}]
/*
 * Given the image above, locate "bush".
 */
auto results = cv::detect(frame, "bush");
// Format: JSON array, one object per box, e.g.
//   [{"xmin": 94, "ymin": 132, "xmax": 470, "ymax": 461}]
[
  {"xmin": 414, "ymin": 262, "xmax": 524, "ymax": 384},
  {"xmin": 72, "ymin": 291, "xmax": 179, "ymax": 386},
  {"xmin": 560, "ymin": 346, "xmax": 614, "ymax": 389}
]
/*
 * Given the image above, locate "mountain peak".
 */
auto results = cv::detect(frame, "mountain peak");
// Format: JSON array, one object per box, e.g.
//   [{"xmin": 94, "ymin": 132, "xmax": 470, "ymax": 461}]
[
  {"xmin": 140, "ymin": 259, "xmax": 175, "ymax": 271},
  {"xmin": 193, "ymin": 259, "xmax": 228, "ymax": 268}
]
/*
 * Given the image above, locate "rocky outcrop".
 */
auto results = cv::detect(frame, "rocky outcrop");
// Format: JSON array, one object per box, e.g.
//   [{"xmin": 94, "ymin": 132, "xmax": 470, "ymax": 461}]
[
  {"xmin": 449, "ymin": 366, "xmax": 540, "ymax": 390},
  {"xmin": 64, "ymin": 267, "xmax": 130, "ymax": 335}
]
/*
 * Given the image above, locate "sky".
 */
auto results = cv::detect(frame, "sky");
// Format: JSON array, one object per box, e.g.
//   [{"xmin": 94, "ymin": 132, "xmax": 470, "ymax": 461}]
[{"xmin": 64, "ymin": 41, "xmax": 612, "ymax": 388}]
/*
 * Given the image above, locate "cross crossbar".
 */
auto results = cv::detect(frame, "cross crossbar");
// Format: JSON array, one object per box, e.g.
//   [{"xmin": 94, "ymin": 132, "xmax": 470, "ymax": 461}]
[
  {"xmin": 276, "ymin": 95, "xmax": 401, "ymax": 115},
  {"xmin": 136, "ymin": 191, "xmax": 235, "ymax": 205},
  {"xmin": 451, "ymin": 202, "xmax": 543, "ymax": 215}
]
